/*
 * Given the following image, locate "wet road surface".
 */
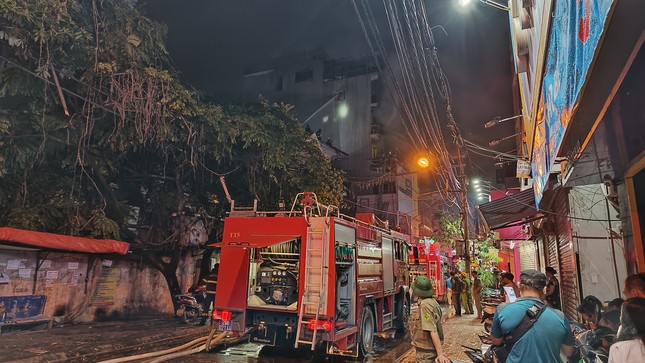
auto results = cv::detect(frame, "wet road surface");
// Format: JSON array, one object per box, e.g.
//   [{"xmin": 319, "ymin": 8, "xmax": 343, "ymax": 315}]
[{"xmin": 167, "ymin": 332, "xmax": 415, "ymax": 363}]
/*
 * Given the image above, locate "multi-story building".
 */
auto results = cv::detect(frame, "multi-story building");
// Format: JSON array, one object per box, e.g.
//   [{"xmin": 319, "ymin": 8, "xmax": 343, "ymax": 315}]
[{"xmin": 242, "ymin": 50, "xmax": 420, "ymax": 237}]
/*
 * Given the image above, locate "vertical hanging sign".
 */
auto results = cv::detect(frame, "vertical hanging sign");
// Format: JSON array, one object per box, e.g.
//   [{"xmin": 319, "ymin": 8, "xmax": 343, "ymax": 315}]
[{"xmin": 531, "ymin": 0, "xmax": 615, "ymax": 206}]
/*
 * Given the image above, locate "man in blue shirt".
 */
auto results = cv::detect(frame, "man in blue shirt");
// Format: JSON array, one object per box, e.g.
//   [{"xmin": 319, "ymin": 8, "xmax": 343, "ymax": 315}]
[
  {"xmin": 490, "ymin": 269, "xmax": 574, "ymax": 363},
  {"xmin": 445, "ymin": 273, "xmax": 453, "ymax": 313}
]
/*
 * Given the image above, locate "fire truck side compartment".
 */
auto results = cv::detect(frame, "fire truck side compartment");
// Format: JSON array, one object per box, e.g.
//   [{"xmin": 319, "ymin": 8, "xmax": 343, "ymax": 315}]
[
  {"xmin": 333, "ymin": 221, "xmax": 357, "ymax": 328},
  {"xmin": 382, "ymin": 237, "xmax": 395, "ymax": 292}
]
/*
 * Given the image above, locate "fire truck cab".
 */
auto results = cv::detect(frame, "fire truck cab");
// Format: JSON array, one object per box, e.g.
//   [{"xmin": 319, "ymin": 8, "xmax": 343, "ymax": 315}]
[{"xmin": 212, "ymin": 192, "xmax": 410, "ymax": 357}]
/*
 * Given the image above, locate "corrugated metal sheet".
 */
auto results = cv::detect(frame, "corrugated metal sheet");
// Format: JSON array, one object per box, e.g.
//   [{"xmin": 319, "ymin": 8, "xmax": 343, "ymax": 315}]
[
  {"xmin": 478, "ymin": 188, "xmax": 537, "ymax": 230},
  {"xmin": 478, "ymin": 185, "xmax": 556, "ymax": 230}
]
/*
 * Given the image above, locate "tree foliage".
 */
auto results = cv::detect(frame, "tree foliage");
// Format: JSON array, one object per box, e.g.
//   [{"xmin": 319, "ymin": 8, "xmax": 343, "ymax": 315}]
[
  {"xmin": 428, "ymin": 210, "xmax": 501, "ymax": 287},
  {"xmin": 473, "ymin": 238, "xmax": 502, "ymax": 288},
  {"xmin": 0, "ymin": 0, "xmax": 344, "ymax": 303},
  {"xmin": 428, "ymin": 211, "xmax": 462, "ymax": 247}
]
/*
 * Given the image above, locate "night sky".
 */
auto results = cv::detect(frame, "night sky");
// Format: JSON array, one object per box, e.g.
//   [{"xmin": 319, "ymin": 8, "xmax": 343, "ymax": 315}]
[{"xmin": 147, "ymin": 0, "xmax": 516, "ymax": 182}]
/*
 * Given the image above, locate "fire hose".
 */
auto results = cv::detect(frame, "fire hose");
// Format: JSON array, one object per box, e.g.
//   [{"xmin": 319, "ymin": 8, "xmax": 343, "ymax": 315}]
[{"xmin": 97, "ymin": 329, "xmax": 227, "ymax": 363}]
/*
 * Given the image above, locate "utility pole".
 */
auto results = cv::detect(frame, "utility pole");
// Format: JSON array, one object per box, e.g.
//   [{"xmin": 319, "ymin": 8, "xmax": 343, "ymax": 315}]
[
  {"xmin": 456, "ymin": 147, "xmax": 470, "ymax": 274},
  {"xmin": 445, "ymin": 102, "xmax": 470, "ymax": 274}
]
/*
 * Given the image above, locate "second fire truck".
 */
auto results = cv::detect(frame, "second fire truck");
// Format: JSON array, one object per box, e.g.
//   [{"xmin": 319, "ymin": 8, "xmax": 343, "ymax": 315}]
[{"xmin": 212, "ymin": 192, "xmax": 411, "ymax": 357}]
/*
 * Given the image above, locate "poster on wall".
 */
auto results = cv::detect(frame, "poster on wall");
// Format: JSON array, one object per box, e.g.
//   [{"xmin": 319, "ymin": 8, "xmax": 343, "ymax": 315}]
[
  {"xmin": 0, "ymin": 273, "xmax": 9, "ymax": 285},
  {"xmin": 7, "ymin": 260, "xmax": 21, "ymax": 270},
  {"xmin": 18, "ymin": 269, "xmax": 31, "ymax": 279},
  {"xmin": 71, "ymin": 273, "xmax": 79, "ymax": 286},
  {"xmin": 0, "ymin": 295, "xmax": 46, "ymax": 319},
  {"xmin": 90, "ymin": 268, "xmax": 120, "ymax": 307}
]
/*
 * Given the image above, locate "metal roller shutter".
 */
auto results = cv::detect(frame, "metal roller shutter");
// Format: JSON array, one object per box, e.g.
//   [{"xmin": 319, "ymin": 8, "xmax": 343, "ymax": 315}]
[
  {"xmin": 548, "ymin": 236, "xmax": 558, "ymax": 272},
  {"xmin": 519, "ymin": 241, "xmax": 537, "ymax": 271},
  {"xmin": 554, "ymin": 189, "xmax": 580, "ymax": 321}
]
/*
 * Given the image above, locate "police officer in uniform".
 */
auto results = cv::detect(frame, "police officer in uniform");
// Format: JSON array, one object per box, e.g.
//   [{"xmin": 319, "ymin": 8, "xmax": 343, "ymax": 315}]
[{"xmin": 410, "ymin": 276, "xmax": 451, "ymax": 363}]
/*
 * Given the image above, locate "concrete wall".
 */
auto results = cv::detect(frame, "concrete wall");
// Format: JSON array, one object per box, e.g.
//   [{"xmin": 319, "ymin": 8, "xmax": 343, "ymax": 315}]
[
  {"xmin": 0, "ymin": 250, "xmax": 180, "ymax": 321},
  {"xmin": 569, "ymin": 184, "xmax": 627, "ymax": 302}
]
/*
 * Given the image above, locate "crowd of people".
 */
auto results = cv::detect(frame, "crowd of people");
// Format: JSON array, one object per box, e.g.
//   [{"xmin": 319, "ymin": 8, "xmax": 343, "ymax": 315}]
[{"xmin": 410, "ymin": 269, "xmax": 645, "ymax": 363}]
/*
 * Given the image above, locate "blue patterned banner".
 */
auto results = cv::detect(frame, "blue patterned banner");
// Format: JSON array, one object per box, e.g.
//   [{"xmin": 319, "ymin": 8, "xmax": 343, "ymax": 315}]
[{"xmin": 532, "ymin": 0, "xmax": 614, "ymax": 207}]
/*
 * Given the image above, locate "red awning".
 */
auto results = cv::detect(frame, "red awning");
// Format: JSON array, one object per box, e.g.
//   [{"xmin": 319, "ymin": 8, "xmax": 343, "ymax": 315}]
[{"xmin": 0, "ymin": 227, "xmax": 129, "ymax": 255}]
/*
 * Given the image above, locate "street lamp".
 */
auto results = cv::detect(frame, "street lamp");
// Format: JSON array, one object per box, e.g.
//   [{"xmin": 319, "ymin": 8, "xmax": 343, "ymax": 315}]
[
  {"xmin": 471, "ymin": 179, "xmax": 492, "ymax": 196},
  {"xmin": 471, "ymin": 178, "xmax": 492, "ymax": 187},
  {"xmin": 478, "ymin": 193, "xmax": 491, "ymax": 202},
  {"xmin": 417, "ymin": 157, "xmax": 430, "ymax": 168},
  {"xmin": 337, "ymin": 102, "xmax": 349, "ymax": 119},
  {"xmin": 484, "ymin": 114, "xmax": 523, "ymax": 129}
]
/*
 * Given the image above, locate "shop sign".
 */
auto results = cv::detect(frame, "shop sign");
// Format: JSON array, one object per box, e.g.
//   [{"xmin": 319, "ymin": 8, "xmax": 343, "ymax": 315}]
[
  {"xmin": 516, "ymin": 159, "xmax": 531, "ymax": 179},
  {"xmin": 531, "ymin": 0, "xmax": 614, "ymax": 207}
]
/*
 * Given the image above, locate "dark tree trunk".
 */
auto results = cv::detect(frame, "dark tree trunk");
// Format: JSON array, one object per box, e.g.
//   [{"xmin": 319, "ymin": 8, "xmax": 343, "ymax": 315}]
[{"xmin": 147, "ymin": 250, "xmax": 183, "ymax": 312}]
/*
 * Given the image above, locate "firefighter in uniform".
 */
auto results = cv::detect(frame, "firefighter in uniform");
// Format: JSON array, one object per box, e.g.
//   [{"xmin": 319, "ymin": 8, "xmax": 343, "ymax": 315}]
[
  {"xmin": 199, "ymin": 264, "xmax": 219, "ymax": 325},
  {"xmin": 410, "ymin": 276, "xmax": 451, "ymax": 363}
]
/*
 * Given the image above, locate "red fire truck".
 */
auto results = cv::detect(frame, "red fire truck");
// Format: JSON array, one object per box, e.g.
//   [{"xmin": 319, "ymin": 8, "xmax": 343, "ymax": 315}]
[
  {"xmin": 409, "ymin": 241, "xmax": 447, "ymax": 300},
  {"xmin": 212, "ymin": 192, "xmax": 411, "ymax": 357}
]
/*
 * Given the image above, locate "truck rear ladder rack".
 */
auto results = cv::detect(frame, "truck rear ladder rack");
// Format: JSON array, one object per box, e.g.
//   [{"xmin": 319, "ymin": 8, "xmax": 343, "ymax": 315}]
[{"xmin": 294, "ymin": 225, "xmax": 329, "ymax": 349}]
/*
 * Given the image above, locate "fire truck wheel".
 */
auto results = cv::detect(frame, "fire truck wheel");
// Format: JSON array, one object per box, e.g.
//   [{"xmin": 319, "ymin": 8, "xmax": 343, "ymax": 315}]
[
  {"xmin": 395, "ymin": 294, "xmax": 410, "ymax": 333},
  {"xmin": 359, "ymin": 306, "xmax": 375, "ymax": 357}
]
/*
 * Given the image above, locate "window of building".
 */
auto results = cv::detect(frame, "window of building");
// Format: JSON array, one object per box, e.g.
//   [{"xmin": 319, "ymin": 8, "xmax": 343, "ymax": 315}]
[{"xmin": 295, "ymin": 69, "xmax": 313, "ymax": 82}]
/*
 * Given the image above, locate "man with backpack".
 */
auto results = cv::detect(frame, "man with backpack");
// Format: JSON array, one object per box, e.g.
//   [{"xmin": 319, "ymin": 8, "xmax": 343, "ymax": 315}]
[{"xmin": 489, "ymin": 269, "xmax": 574, "ymax": 362}]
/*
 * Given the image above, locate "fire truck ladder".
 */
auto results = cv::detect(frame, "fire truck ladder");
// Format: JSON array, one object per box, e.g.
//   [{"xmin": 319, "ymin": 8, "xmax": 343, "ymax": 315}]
[{"xmin": 295, "ymin": 225, "xmax": 328, "ymax": 349}]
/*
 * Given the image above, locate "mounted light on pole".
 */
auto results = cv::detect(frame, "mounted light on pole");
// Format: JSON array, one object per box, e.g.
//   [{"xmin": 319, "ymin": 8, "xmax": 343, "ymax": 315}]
[
  {"xmin": 489, "ymin": 132, "xmax": 523, "ymax": 147},
  {"xmin": 484, "ymin": 114, "xmax": 523, "ymax": 129},
  {"xmin": 457, "ymin": 0, "xmax": 510, "ymax": 11}
]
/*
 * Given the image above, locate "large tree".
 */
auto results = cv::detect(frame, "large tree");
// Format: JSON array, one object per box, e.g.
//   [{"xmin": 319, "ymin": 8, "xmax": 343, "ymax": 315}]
[{"xmin": 0, "ymin": 0, "xmax": 343, "ymax": 310}]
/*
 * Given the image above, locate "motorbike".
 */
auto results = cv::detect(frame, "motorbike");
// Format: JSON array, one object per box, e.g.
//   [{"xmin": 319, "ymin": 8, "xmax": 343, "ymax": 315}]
[
  {"xmin": 174, "ymin": 284, "xmax": 208, "ymax": 324},
  {"xmin": 462, "ymin": 344, "xmax": 485, "ymax": 363},
  {"xmin": 480, "ymin": 289, "xmax": 504, "ymax": 333},
  {"xmin": 568, "ymin": 323, "xmax": 610, "ymax": 363}
]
